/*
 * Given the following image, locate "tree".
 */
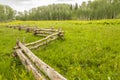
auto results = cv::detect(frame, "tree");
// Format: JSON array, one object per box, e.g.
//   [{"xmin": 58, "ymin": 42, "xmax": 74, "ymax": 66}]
[
  {"xmin": 0, "ymin": 4, "xmax": 15, "ymax": 21},
  {"xmin": 15, "ymin": 0, "xmax": 120, "ymax": 20}
]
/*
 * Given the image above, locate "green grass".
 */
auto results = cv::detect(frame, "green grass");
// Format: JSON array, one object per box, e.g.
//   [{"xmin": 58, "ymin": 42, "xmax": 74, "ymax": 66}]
[
  {"xmin": 0, "ymin": 27, "xmax": 40, "ymax": 80},
  {"xmin": 0, "ymin": 19, "xmax": 120, "ymax": 80}
]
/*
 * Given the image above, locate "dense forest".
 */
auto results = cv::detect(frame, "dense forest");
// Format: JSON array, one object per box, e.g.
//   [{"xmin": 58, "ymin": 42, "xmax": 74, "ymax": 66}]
[
  {"xmin": 0, "ymin": 0, "xmax": 120, "ymax": 21},
  {"xmin": 0, "ymin": 5, "xmax": 15, "ymax": 21}
]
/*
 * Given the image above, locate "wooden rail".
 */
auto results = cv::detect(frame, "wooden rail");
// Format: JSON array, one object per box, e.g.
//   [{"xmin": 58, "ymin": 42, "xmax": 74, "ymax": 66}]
[
  {"xmin": 7, "ymin": 25, "xmax": 37, "ymax": 32},
  {"xmin": 26, "ymin": 32, "xmax": 61, "ymax": 49},
  {"xmin": 15, "ymin": 49, "xmax": 46, "ymax": 80},
  {"xmin": 33, "ymin": 28, "xmax": 59, "ymax": 37},
  {"xmin": 8, "ymin": 25, "xmax": 66, "ymax": 80},
  {"xmin": 16, "ymin": 41, "xmax": 67, "ymax": 80}
]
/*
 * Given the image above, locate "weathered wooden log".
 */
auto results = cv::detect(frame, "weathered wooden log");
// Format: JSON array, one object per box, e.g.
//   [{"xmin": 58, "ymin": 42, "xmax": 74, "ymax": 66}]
[
  {"xmin": 58, "ymin": 31, "xmax": 64, "ymax": 40},
  {"xmin": 15, "ymin": 49, "xmax": 46, "ymax": 80},
  {"xmin": 26, "ymin": 32, "xmax": 59, "ymax": 47},
  {"xmin": 45, "ymin": 32, "xmax": 59, "ymax": 39},
  {"xmin": 29, "ymin": 42, "xmax": 46, "ymax": 50},
  {"xmin": 7, "ymin": 25, "xmax": 17, "ymax": 29},
  {"xmin": 29, "ymin": 36, "xmax": 58, "ymax": 50},
  {"xmin": 34, "ymin": 34, "xmax": 48, "ymax": 37},
  {"xmin": 35, "ymin": 31, "xmax": 53, "ymax": 35},
  {"xmin": 25, "ymin": 38, "xmax": 46, "ymax": 47},
  {"xmin": 30, "ymin": 28, "xmax": 37, "ymax": 32},
  {"xmin": 17, "ymin": 41, "xmax": 67, "ymax": 80},
  {"xmin": 34, "ymin": 28, "xmax": 58, "ymax": 32},
  {"xmin": 18, "ymin": 26, "xmax": 27, "ymax": 31},
  {"xmin": 16, "ymin": 26, "xmax": 35, "ymax": 33}
]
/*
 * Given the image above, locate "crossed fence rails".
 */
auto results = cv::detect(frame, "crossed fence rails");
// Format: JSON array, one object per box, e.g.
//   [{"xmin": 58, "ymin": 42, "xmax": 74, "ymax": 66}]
[{"xmin": 7, "ymin": 25, "xmax": 66, "ymax": 80}]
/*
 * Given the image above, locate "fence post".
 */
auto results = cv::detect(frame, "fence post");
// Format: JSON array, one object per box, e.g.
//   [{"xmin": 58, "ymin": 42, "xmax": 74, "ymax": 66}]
[
  {"xmin": 58, "ymin": 28, "xmax": 64, "ymax": 40},
  {"xmin": 26, "ymin": 28, "xmax": 30, "ymax": 32},
  {"xmin": 33, "ymin": 29, "xmax": 37, "ymax": 35},
  {"xmin": 18, "ymin": 26, "xmax": 22, "ymax": 31}
]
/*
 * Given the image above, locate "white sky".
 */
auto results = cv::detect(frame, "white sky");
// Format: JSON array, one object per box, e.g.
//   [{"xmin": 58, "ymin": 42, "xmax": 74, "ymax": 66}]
[{"xmin": 0, "ymin": 0, "xmax": 90, "ymax": 12}]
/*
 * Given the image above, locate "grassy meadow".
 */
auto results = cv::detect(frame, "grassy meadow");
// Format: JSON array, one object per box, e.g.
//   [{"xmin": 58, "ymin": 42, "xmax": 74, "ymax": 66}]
[{"xmin": 0, "ymin": 19, "xmax": 120, "ymax": 80}]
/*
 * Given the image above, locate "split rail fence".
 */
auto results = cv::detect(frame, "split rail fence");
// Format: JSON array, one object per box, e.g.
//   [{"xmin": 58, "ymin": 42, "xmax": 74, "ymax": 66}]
[{"xmin": 7, "ymin": 25, "xmax": 66, "ymax": 80}]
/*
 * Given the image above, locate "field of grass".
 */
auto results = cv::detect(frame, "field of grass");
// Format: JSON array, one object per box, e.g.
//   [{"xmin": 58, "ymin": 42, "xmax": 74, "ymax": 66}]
[{"xmin": 0, "ymin": 19, "xmax": 120, "ymax": 80}]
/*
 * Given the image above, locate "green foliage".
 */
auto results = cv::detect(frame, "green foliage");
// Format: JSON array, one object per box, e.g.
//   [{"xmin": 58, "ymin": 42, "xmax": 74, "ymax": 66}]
[
  {"xmin": 15, "ymin": 0, "xmax": 120, "ymax": 20},
  {"xmin": 1, "ymin": 0, "xmax": 120, "ymax": 21},
  {"xmin": 16, "ymin": 4, "xmax": 72, "ymax": 20},
  {"xmin": 0, "ymin": 4, "xmax": 15, "ymax": 22}
]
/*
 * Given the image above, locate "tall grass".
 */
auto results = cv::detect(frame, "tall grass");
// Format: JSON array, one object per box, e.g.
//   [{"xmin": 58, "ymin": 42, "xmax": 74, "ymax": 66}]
[
  {"xmin": 0, "ymin": 27, "xmax": 40, "ymax": 80},
  {"xmin": 0, "ymin": 19, "xmax": 120, "ymax": 80}
]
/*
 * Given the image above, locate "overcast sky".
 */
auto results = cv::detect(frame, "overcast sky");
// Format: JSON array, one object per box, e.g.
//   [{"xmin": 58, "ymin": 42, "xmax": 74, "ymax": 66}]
[{"xmin": 0, "ymin": 0, "xmax": 90, "ymax": 12}]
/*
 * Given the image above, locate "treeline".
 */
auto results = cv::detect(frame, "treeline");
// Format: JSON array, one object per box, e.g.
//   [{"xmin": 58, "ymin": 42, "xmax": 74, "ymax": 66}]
[
  {"xmin": 16, "ymin": 4, "xmax": 72, "ymax": 20},
  {"xmin": 0, "ymin": 0, "xmax": 120, "ymax": 21},
  {"xmin": 0, "ymin": 4, "xmax": 15, "ymax": 21},
  {"xmin": 16, "ymin": 0, "xmax": 120, "ymax": 20}
]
